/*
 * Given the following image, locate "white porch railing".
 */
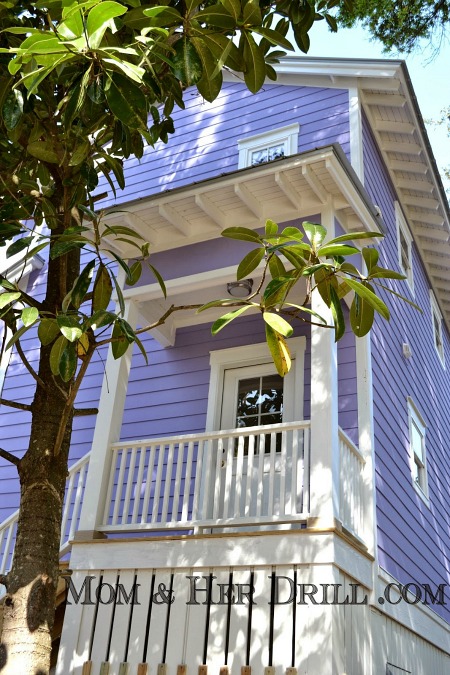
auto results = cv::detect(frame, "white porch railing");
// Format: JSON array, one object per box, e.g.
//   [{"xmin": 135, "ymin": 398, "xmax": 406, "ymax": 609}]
[
  {"xmin": 339, "ymin": 428, "xmax": 366, "ymax": 541},
  {"xmin": 100, "ymin": 421, "xmax": 311, "ymax": 533},
  {"xmin": 0, "ymin": 452, "xmax": 90, "ymax": 579}
]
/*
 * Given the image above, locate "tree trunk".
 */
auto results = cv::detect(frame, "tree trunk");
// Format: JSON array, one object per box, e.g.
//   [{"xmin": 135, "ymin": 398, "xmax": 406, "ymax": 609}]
[{"xmin": 0, "ymin": 378, "xmax": 73, "ymax": 674}]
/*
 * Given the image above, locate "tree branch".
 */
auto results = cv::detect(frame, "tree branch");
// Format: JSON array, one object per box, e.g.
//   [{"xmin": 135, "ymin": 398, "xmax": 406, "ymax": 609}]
[
  {"xmin": 0, "ymin": 397, "xmax": 32, "ymax": 412},
  {"xmin": 0, "ymin": 448, "xmax": 20, "ymax": 467},
  {"xmin": 0, "ymin": 574, "xmax": 9, "ymax": 589},
  {"xmin": 73, "ymin": 407, "xmax": 98, "ymax": 417},
  {"xmin": 14, "ymin": 337, "xmax": 46, "ymax": 389}
]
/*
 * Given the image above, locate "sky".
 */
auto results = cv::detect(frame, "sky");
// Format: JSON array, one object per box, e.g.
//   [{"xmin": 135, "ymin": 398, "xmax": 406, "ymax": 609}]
[{"xmin": 305, "ymin": 20, "xmax": 450, "ymax": 192}]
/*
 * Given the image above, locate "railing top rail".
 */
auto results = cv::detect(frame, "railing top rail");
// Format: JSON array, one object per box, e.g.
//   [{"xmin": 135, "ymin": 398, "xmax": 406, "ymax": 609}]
[
  {"xmin": 111, "ymin": 420, "xmax": 311, "ymax": 450},
  {"xmin": 338, "ymin": 427, "xmax": 365, "ymax": 464}
]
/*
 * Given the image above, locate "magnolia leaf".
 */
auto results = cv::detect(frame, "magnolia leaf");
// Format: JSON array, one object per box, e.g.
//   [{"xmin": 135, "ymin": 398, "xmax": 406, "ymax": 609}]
[
  {"xmin": 148, "ymin": 264, "xmax": 167, "ymax": 299},
  {"xmin": 303, "ymin": 222, "xmax": 327, "ymax": 249},
  {"xmin": 319, "ymin": 244, "xmax": 359, "ymax": 258},
  {"xmin": 85, "ymin": 309, "xmax": 116, "ymax": 330},
  {"xmin": 194, "ymin": 5, "xmax": 236, "ymax": 29},
  {"xmin": 21, "ymin": 306, "xmax": 39, "ymax": 327},
  {"xmin": 38, "ymin": 318, "xmax": 60, "ymax": 346},
  {"xmin": 50, "ymin": 335, "xmax": 68, "ymax": 376},
  {"xmin": 86, "ymin": 1, "xmax": 127, "ymax": 49},
  {"xmin": 93, "ymin": 263, "xmax": 113, "ymax": 312},
  {"xmin": 3, "ymin": 89, "xmax": 23, "ymax": 130},
  {"xmin": 265, "ymin": 323, "xmax": 291, "ymax": 377},
  {"xmin": 111, "ymin": 322, "xmax": 130, "ymax": 359},
  {"xmin": 329, "ymin": 286, "xmax": 345, "ymax": 341},
  {"xmin": 6, "ymin": 236, "xmax": 33, "ymax": 258},
  {"xmin": 222, "ymin": 227, "xmax": 262, "ymax": 243},
  {"xmin": 372, "ymin": 282, "xmax": 423, "ymax": 312},
  {"xmin": 71, "ymin": 260, "xmax": 96, "ymax": 309},
  {"xmin": 197, "ymin": 298, "xmax": 247, "ymax": 312},
  {"xmin": 263, "ymin": 311, "xmax": 293, "ymax": 338},
  {"xmin": 59, "ymin": 341, "xmax": 77, "ymax": 382},
  {"xmin": 263, "ymin": 276, "xmax": 292, "ymax": 307},
  {"xmin": 339, "ymin": 262, "xmax": 360, "ymax": 276},
  {"xmin": 368, "ymin": 266, "xmax": 406, "ymax": 280},
  {"xmin": 211, "ymin": 305, "xmax": 253, "ymax": 335},
  {"xmin": 77, "ymin": 332, "xmax": 90, "ymax": 359},
  {"xmin": 134, "ymin": 334, "xmax": 148, "ymax": 365},
  {"xmin": 104, "ymin": 73, "xmax": 147, "ymax": 129},
  {"xmin": 191, "ymin": 38, "xmax": 223, "ymax": 102},
  {"xmin": 172, "ymin": 38, "xmax": 203, "ymax": 86},
  {"xmin": 268, "ymin": 253, "xmax": 287, "ymax": 279},
  {"xmin": 345, "ymin": 278, "xmax": 390, "ymax": 320},
  {"xmin": 350, "ymin": 293, "xmax": 374, "ymax": 338},
  {"xmin": 362, "ymin": 247, "xmax": 379, "ymax": 272},
  {"xmin": 280, "ymin": 226, "xmax": 304, "ymax": 242},
  {"xmin": 57, "ymin": 316, "xmax": 83, "ymax": 342},
  {"xmin": 325, "ymin": 231, "xmax": 383, "ymax": 245},
  {"xmin": 237, "ymin": 247, "xmax": 264, "ymax": 280},
  {"xmin": 27, "ymin": 141, "xmax": 59, "ymax": 163},
  {"xmin": 283, "ymin": 303, "xmax": 327, "ymax": 325},
  {"xmin": 0, "ymin": 292, "xmax": 21, "ymax": 309},
  {"xmin": 241, "ymin": 30, "xmax": 266, "ymax": 93},
  {"xmin": 220, "ymin": 0, "xmax": 241, "ymax": 21},
  {"xmin": 265, "ymin": 219, "xmax": 278, "ymax": 236}
]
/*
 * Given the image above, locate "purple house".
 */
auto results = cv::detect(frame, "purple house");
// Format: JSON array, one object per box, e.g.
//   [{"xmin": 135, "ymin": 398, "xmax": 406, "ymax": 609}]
[{"xmin": 1, "ymin": 56, "xmax": 450, "ymax": 674}]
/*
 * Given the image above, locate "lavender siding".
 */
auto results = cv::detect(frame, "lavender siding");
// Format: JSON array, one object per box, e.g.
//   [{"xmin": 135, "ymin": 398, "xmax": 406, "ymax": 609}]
[
  {"xmin": 100, "ymin": 82, "xmax": 350, "ymax": 207},
  {"xmin": 363, "ymin": 112, "xmax": 450, "ymax": 622}
]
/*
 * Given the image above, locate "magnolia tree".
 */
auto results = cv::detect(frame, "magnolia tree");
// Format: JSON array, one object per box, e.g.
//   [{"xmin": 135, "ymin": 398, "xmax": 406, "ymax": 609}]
[{"xmin": 0, "ymin": 1, "xmax": 415, "ymax": 673}]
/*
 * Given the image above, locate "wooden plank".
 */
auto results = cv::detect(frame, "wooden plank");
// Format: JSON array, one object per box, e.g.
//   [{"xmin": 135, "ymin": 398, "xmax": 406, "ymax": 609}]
[
  {"xmin": 198, "ymin": 666, "xmax": 208, "ymax": 675},
  {"xmin": 219, "ymin": 667, "xmax": 230, "ymax": 675},
  {"xmin": 272, "ymin": 566, "xmax": 295, "ymax": 671},
  {"xmin": 207, "ymin": 568, "xmax": 229, "ymax": 671},
  {"xmin": 157, "ymin": 664, "xmax": 167, "ymax": 675},
  {"xmin": 108, "ymin": 569, "xmax": 137, "ymax": 672},
  {"xmin": 82, "ymin": 662, "xmax": 92, "ymax": 675},
  {"xmin": 226, "ymin": 569, "xmax": 253, "ymax": 672},
  {"xmin": 241, "ymin": 667, "xmax": 251, "ymax": 675},
  {"xmin": 249, "ymin": 569, "xmax": 270, "ymax": 671},
  {"xmin": 127, "ymin": 570, "xmax": 155, "ymax": 666},
  {"xmin": 164, "ymin": 572, "xmax": 190, "ymax": 669},
  {"xmin": 146, "ymin": 570, "xmax": 172, "ymax": 667},
  {"xmin": 100, "ymin": 663, "xmax": 110, "ymax": 675},
  {"xmin": 89, "ymin": 570, "xmax": 118, "ymax": 665},
  {"xmin": 177, "ymin": 666, "xmax": 187, "ymax": 675},
  {"xmin": 137, "ymin": 665, "xmax": 148, "ymax": 675},
  {"xmin": 286, "ymin": 669, "xmax": 297, "ymax": 675},
  {"xmin": 118, "ymin": 663, "xmax": 130, "ymax": 675},
  {"xmin": 183, "ymin": 571, "xmax": 209, "ymax": 671},
  {"xmin": 264, "ymin": 668, "xmax": 275, "ymax": 675}
]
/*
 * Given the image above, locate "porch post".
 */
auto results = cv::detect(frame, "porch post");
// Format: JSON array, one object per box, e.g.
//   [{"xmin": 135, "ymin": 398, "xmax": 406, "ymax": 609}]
[
  {"xmin": 308, "ymin": 205, "xmax": 340, "ymax": 527},
  {"xmin": 76, "ymin": 297, "xmax": 139, "ymax": 536}
]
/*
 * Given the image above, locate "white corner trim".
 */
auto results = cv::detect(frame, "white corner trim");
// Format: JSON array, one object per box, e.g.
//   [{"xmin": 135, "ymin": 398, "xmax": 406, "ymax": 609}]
[
  {"xmin": 395, "ymin": 201, "xmax": 414, "ymax": 295},
  {"xmin": 349, "ymin": 87, "xmax": 364, "ymax": 183},
  {"xmin": 430, "ymin": 289, "xmax": 445, "ymax": 368}
]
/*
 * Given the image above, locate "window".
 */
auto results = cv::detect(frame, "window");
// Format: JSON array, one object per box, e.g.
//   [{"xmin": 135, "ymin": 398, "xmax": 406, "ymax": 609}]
[
  {"xmin": 407, "ymin": 399, "xmax": 428, "ymax": 500},
  {"xmin": 430, "ymin": 291, "xmax": 445, "ymax": 366},
  {"xmin": 238, "ymin": 123, "xmax": 300, "ymax": 169},
  {"xmin": 395, "ymin": 202, "xmax": 413, "ymax": 292}
]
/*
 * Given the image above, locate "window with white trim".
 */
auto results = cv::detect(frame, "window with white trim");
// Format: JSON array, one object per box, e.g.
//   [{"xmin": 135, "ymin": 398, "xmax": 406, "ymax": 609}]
[
  {"xmin": 407, "ymin": 399, "xmax": 428, "ymax": 500},
  {"xmin": 395, "ymin": 202, "xmax": 413, "ymax": 292},
  {"xmin": 430, "ymin": 290, "xmax": 445, "ymax": 366},
  {"xmin": 238, "ymin": 123, "xmax": 300, "ymax": 169}
]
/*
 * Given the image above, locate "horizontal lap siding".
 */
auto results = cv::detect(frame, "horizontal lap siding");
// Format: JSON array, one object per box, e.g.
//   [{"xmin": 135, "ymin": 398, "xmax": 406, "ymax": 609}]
[
  {"xmin": 100, "ymin": 83, "xmax": 350, "ymax": 207},
  {"xmin": 0, "ymin": 254, "xmax": 106, "ymax": 523},
  {"xmin": 363, "ymin": 112, "xmax": 450, "ymax": 623},
  {"xmin": 121, "ymin": 314, "xmax": 311, "ymax": 440}
]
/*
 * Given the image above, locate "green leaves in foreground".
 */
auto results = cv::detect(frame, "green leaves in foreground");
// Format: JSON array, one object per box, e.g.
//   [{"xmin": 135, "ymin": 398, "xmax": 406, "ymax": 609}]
[{"xmin": 202, "ymin": 219, "xmax": 419, "ymax": 376}]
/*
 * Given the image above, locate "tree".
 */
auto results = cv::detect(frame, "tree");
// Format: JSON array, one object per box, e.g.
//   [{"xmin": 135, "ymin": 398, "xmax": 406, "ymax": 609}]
[
  {"xmin": 0, "ymin": 1, "xmax": 413, "ymax": 673},
  {"xmin": 337, "ymin": 0, "xmax": 450, "ymax": 53}
]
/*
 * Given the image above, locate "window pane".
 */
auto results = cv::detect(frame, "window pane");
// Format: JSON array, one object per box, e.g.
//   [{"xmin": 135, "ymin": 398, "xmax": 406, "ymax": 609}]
[
  {"xmin": 411, "ymin": 420, "xmax": 423, "ymax": 463},
  {"xmin": 251, "ymin": 148, "xmax": 268, "ymax": 165},
  {"xmin": 268, "ymin": 144, "xmax": 285, "ymax": 161}
]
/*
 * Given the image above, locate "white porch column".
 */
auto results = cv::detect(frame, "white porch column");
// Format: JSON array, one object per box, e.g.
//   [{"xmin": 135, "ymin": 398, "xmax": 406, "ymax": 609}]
[
  {"xmin": 77, "ymin": 297, "xmax": 139, "ymax": 535},
  {"xmin": 308, "ymin": 206, "xmax": 340, "ymax": 527}
]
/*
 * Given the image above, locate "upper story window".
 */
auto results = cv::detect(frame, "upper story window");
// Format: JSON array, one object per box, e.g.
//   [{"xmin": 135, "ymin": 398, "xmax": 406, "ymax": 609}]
[
  {"xmin": 238, "ymin": 123, "xmax": 300, "ymax": 169},
  {"xmin": 430, "ymin": 290, "xmax": 445, "ymax": 366},
  {"xmin": 395, "ymin": 202, "xmax": 413, "ymax": 293},
  {"xmin": 407, "ymin": 398, "xmax": 428, "ymax": 501}
]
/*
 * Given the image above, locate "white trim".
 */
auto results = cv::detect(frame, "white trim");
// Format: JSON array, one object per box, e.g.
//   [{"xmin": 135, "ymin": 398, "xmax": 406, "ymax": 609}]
[
  {"xmin": 349, "ymin": 87, "xmax": 364, "ymax": 182},
  {"xmin": 395, "ymin": 202, "xmax": 414, "ymax": 294},
  {"xmin": 206, "ymin": 337, "xmax": 306, "ymax": 433},
  {"xmin": 406, "ymin": 397, "xmax": 429, "ymax": 504},
  {"xmin": 237, "ymin": 123, "xmax": 299, "ymax": 169},
  {"xmin": 430, "ymin": 290, "xmax": 445, "ymax": 367}
]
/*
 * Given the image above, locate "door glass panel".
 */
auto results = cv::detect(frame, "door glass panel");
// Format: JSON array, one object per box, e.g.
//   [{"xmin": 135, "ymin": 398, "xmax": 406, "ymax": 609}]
[{"xmin": 235, "ymin": 374, "xmax": 283, "ymax": 452}]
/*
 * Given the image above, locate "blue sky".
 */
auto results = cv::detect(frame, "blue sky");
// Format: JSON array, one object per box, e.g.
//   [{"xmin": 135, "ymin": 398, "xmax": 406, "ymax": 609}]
[{"xmin": 306, "ymin": 21, "xmax": 450, "ymax": 191}]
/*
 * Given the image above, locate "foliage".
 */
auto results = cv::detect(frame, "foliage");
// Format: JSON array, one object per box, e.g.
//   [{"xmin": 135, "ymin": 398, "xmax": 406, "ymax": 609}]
[
  {"xmin": 199, "ymin": 220, "xmax": 419, "ymax": 376},
  {"xmin": 337, "ymin": 0, "xmax": 450, "ymax": 53}
]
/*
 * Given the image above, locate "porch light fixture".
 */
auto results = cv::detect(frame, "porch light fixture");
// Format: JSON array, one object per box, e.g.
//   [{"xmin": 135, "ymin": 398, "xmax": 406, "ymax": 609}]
[{"xmin": 227, "ymin": 278, "xmax": 253, "ymax": 298}]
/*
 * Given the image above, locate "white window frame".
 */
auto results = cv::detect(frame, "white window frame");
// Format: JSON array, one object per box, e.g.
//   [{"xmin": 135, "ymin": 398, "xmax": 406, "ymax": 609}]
[
  {"xmin": 395, "ymin": 202, "xmax": 414, "ymax": 293},
  {"xmin": 206, "ymin": 337, "xmax": 306, "ymax": 432},
  {"xmin": 237, "ymin": 123, "xmax": 300, "ymax": 169},
  {"xmin": 407, "ymin": 397, "xmax": 429, "ymax": 503},
  {"xmin": 430, "ymin": 290, "xmax": 445, "ymax": 367}
]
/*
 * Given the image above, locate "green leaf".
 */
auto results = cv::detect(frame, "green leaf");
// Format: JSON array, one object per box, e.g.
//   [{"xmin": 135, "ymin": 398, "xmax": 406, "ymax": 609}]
[
  {"xmin": 3, "ymin": 89, "xmax": 23, "ymax": 130},
  {"xmin": 350, "ymin": 293, "xmax": 374, "ymax": 338},
  {"xmin": 368, "ymin": 266, "xmax": 406, "ymax": 280},
  {"xmin": 38, "ymin": 318, "xmax": 60, "ymax": 346},
  {"xmin": 127, "ymin": 260, "xmax": 142, "ymax": 286},
  {"xmin": 263, "ymin": 276, "xmax": 292, "ymax": 306},
  {"xmin": 111, "ymin": 321, "xmax": 130, "ymax": 359},
  {"xmin": 220, "ymin": 0, "xmax": 241, "ymax": 21},
  {"xmin": 112, "ymin": 272, "xmax": 125, "ymax": 316},
  {"xmin": 268, "ymin": 254, "xmax": 286, "ymax": 279},
  {"xmin": 50, "ymin": 335, "xmax": 68, "ymax": 377},
  {"xmin": 148, "ymin": 264, "xmax": 167, "ymax": 299},
  {"xmin": 211, "ymin": 305, "xmax": 253, "ymax": 335},
  {"xmin": 5, "ymin": 324, "xmax": 33, "ymax": 351},
  {"xmin": 86, "ymin": 1, "xmax": 127, "ymax": 49},
  {"xmin": 263, "ymin": 311, "xmax": 293, "ymax": 338},
  {"xmin": 197, "ymin": 298, "xmax": 246, "ymax": 312},
  {"xmin": 104, "ymin": 72, "xmax": 147, "ymax": 130},
  {"xmin": 85, "ymin": 310, "xmax": 116, "ymax": 330},
  {"xmin": 21, "ymin": 306, "xmax": 38, "ymax": 327},
  {"xmin": 50, "ymin": 239, "xmax": 85, "ymax": 260},
  {"xmin": 241, "ymin": 31, "xmax": 266, "ymax": 93},
  {"xmin": 6, "ymin": 236, "xmax": 33, "ymax": 258},
  {"xmin": 339, "ymin": 262, "xmax": 360, "ymax": 276},
  {"xmin": 237, "ymin": 247, "xmax": 264, "ymax": 280},
  {"xmin": 93, "ymin": 263, "xmax": 113, "ymax": 312},
  {"xmin": 283, "ymin": 302, "xmax": 327, "ymax": 325},
  {"xmin": 329, "ymin": 286, "xmax": 345, "ymax": 341},
  {"xmin": 71, "ymin": 260, "xmax": 96, "ymax": 309},
  {"xmin": 194, "ymin": 4, "xmax": 236, "ymax": 29},
  {"xmin": 371, "ymin": 282, "xmax": 422, "ymax": 312},
  {"xmin": 265, "ymin": 323, "xmax": 291, "ymax": 377},
  {"xmin": 345, "ymin": 278, "xmax": 390, "ymax": 320},
  {"xmin": 0, "ymin": 292, "xmax": 21, "ymax": 309},
  {"xmin": 325, "ymin": 231, "xmax": 383, "ymax": 245},
  {"xmin": 280, "ymin": 226, "xmax": 304, "ymax": 242},
  {"xmin": 251, "ymin": 26, "xmax": 293, "ymax": 51},
  {"xmin": 265, "ymin": 219, "xmax": 278, "ymax": 236},
  {"xmin": 190, "ymin": 38, "xmax": 222, "ymax": 102},
  {"xmin": 57, "ymin": 316, "xmax": 83, "ymax": 342},
  {"xmin": 27, "ymin": 141, "xmax": 59, "ymax": 163},
  {"xmin": 303, "ymin": 221, "xmax": 327, "ymax": 248},
  {"xmin": 59, "ymin": 341, "xmax": 77, "ymax": 382},
  {"xmin": 222, "ymin": 227, "xmax": 262, "ymax": 243},
  {"xmin": 172, "ymin": 37, "xmax": 203, "ymax": 87},
  {"xmin": 362, "ymin": 247, "xmax": 379, "ymax": 271},
  {"xmin": 134, "ymin": 334, "xmax": 148, "ymax": 365},
  {"xmin": 318, "ymin": 244, "xmax": 359, "ymax": 258},
  {"xmin": 243, "ymin": 0, "xmax": 261, "ymax": 25}
]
